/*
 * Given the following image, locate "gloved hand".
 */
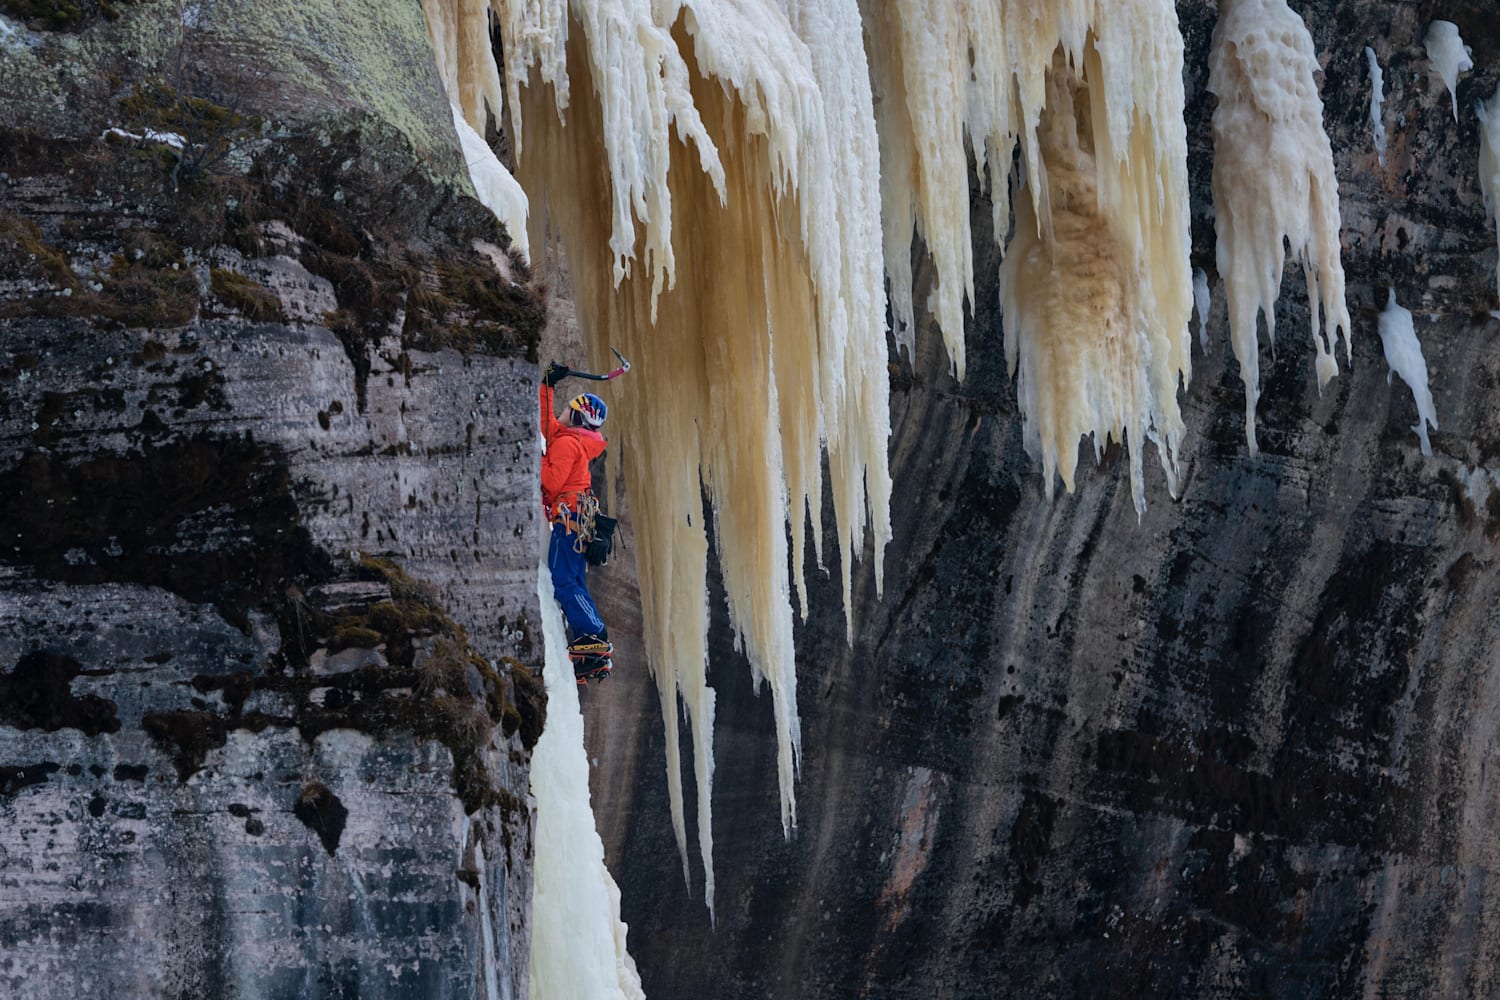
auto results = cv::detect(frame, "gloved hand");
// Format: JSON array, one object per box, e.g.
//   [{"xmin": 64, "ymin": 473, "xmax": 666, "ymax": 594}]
[{"xmin": 542, "ymin": 361, "xmax": 570, "ymax": 387}]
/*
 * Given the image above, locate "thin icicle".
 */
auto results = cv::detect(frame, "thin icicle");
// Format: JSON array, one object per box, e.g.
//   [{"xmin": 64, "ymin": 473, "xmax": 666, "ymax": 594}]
[
  {"xmin": 1376, "ymin": 290, "xmax": 1438, "ymax": 457},
  {"xmin": 1365, "ymin": 46, "xmax": 1387, "ymax": 167},
  {"xmin": 1424, "ymin": 20, "xmax": 1472, "ymax": 124},
  {"xmin": 1194, "ymin": 267, "xmax": 1211, "ymax": 352}
]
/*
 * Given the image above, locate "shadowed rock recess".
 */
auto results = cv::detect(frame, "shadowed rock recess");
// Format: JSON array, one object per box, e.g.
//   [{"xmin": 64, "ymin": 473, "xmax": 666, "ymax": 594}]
[
  {"xmin": 1, "ymin": 1, "xmax": 545, "ymax": 997},
  {"xmin": 582, "ymin": 3, "xmax": 1500, "ymax": 999}
]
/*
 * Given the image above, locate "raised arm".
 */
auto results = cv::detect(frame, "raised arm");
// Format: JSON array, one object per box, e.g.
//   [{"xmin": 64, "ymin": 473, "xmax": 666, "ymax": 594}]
[
  {"xmin": 540, "ymin": 382, "xmax": 564, "ymax": 441},
  {"xmin": 539, "ymin": 362, "xmax": 570, "ymax": 441}
]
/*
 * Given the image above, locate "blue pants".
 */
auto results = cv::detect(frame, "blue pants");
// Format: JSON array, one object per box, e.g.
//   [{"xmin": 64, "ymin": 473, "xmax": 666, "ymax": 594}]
[{"xmin": 549, "ymin": 520, "xmax": 606, "ymax": 640}]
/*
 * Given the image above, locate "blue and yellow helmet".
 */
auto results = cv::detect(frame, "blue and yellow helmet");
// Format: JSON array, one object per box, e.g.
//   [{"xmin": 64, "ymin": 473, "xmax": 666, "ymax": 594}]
[{"xmin": 569, "ymin": 392, "xmax": 607, "ymax": 428}]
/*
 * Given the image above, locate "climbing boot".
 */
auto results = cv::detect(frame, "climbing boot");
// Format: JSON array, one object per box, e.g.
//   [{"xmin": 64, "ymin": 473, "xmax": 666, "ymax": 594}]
[
  {"xmin": 574, "ymin": 654, "xmax": 612, "ymax": 685},
  {"xmin": 567, "ymin": 634, "xmax": 613, "ymax": 660}
]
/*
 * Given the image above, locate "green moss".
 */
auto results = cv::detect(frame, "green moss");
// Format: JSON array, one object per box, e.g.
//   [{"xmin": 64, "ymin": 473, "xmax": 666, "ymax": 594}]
[
  {"xmin": 500, "ymin": 656, "xmax": 545, "ymax": 750},
  {"xmin": 3, "ymin": 0, "xmax": 81, "ymax": 30},
  {"xmin": 399, "ymin": 282, "xmax": 457, "ymax": 339},
  {"xmin": 293, "ymin": 782, "xmax": 347, "ymax": 854},
  {"xmin": 135, "ymin": 550, "xmax": 545, "ymax": 813},
  {"xmin": 210, "ymin": 267, "xmax": 286, "ymax": 323},
  {"xmin": 101, "ymin": 232, "xmax": 198, "ymax": 326},
  {"xmin": 117, "ymin": 77, "xmax": 263, "ymax": 188},
  {"xmin": 120, "ymin": 78, "xmax": 257, "ymax": 137},
  {"xmin": 398, "ymin": 252, "xmax": 543, "ymax": 358},
  {"xmin": 142, "ymin": 709, "xmax": 280, "ymax": 780},
  {"xmin": 0, "ymin": 215, "xmax": 197, "ymax": 327},
  {"xmin": 0, "ymin": 209, "xmax": 81, "ymax": 292},
  {"xmin": 329, "ymin": 625, "xmax": 383, "ymax": 652},
  {"xmin": 322, "ymin": 308, "xmax": 359, "ymax": 336},
  {"xmin": 294, "ymin": 200, "xmax": 362, "ymax": 257},
  {"xmin": 1, "ymin": 0, "xmax": 140, "ymax": 30},
  {"xmin": 295, "ymin": 555, "xmax": 544, "ymax": 809},
  {"xmin": 499, "ymin": 700, "xmax": 522, "ymax": 740}
]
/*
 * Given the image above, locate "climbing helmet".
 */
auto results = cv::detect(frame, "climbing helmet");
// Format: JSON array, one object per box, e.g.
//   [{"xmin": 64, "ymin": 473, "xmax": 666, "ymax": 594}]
[{"xmin": 569, "ymin": 392, "xmax": 607, "ymax": 428}]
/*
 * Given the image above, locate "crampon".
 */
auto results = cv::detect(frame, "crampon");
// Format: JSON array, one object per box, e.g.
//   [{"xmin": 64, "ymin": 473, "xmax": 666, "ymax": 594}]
[{"xmin": 571, "ymin": 652, "xmax": 612, "ymax": 685}]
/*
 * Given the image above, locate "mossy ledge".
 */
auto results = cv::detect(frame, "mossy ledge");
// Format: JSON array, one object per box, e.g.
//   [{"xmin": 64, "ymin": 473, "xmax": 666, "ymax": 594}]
[
  {"xmin": 1, "ymin": 119, "xmax": 543, "ymax": 408},
  {"xmin": 143, "ymin": 555, "xmax": 547, "ymax": 815},
  {"xmin": 209, "ymin": 267, "xmax": 285, "ymax": 323},
  {"xmin": 0, "ymin": 427, "xmax": 545, "ymax": 813},
  {"xmin": 0, "ymin": 0, "xmax": 140, "ymax": 32}
]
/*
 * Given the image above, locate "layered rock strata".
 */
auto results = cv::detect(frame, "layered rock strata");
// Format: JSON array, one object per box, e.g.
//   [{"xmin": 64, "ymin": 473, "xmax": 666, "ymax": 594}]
[{"xmin": 1, "ymin": 2, "xmax": 546, "ymax": 996}]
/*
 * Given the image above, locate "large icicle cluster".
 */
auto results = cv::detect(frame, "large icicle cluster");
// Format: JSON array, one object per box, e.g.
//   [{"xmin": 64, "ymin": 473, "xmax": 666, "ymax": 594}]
[
  {"xmin": 1209, "ymin": 0, "xmax": 1351, "ymax": 453},
  {"xmin": 489, "ymin": 0, "xmax": 892, "ymax": 920},
  {"xmin": 424, "ymin": 0, "xmax": 1209, "ymax": 925},
  {"xmin": 861, "ymin": 0, "xmax": 1194, "ymax": 509}
]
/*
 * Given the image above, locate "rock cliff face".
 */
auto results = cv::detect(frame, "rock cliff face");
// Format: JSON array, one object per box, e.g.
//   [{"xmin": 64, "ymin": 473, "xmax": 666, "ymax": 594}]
[
  {"xmin": 0, "ymin": 2, "xmax": 544, "ymax": 997},
  {"xmin": 587, "ymin": 2, "xmax": 1500, "ymax": 998},
  {"xmin": 7, "ymin": 0, "xmax": 1500, "ymax": 997}
]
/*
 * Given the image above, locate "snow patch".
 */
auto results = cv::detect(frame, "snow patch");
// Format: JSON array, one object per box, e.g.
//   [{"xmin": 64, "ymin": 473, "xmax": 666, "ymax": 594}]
[
  {"xmin": 0, "ymin": 12, "xmax": 35, "ymax": 50},
  {"xmin": 102, "ymin": 126, "xmax": 188, "ymax": 150},
  {"xmin": 1424, "ymin": 20, "xmax": 1472, "ymax": 124},
  {"xmin": 1461, "ymin": 465, "xmax": 1498, "ymax": 511},
  {"xmin": 1376, "ymin": 289, "xmax": 1438, "ymax": 457},
  {"xmin": 1365, "ymin": 46, "xmax": 1386, "ymax": 167}
]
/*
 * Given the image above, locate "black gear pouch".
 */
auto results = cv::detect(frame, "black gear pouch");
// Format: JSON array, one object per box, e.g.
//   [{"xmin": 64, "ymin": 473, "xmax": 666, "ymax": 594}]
[{"xmin": 585, "ymin": 513, "xmax": 617, "ymax": 566}]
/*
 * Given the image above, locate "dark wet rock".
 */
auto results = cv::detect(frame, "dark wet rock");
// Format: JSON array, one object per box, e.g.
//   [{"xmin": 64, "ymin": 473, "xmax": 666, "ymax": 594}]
[
  {"xmin": 0, "ymin": 651, "xmax": 120, "ymax": 735},
  {"xmin": 0, "ymin": 763, "xmax": 60, "ymax": 798},
  {"xmin": 294, "ymin": 782, "xmax": 349, "ymax": 856}
]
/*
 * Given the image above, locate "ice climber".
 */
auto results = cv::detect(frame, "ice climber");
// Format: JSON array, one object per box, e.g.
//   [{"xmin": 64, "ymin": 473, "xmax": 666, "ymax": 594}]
[{"xmin": 540, "ymin": 361, "xmax": 613, "ymax": 683}]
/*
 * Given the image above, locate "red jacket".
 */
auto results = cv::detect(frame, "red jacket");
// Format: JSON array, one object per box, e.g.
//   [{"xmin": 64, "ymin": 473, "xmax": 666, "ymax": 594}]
[{"xmin": 540, "ymin": 383, "xmax": 606, "ymax": 521}]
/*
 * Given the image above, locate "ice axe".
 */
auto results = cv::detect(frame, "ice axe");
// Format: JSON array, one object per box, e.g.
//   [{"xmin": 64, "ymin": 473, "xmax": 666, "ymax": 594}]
[{"xmin": 559, "ymin": 348, "xmax": 631, "ymax": 382}]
